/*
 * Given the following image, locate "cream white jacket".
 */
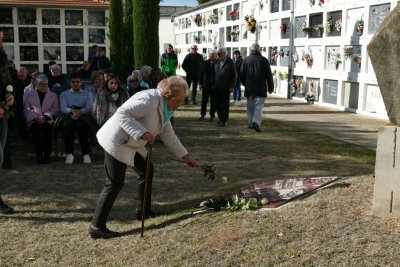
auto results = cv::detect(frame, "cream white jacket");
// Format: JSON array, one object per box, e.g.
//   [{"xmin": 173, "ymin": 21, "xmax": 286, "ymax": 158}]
[{"xmin": 96, "ymin": 89, "xmax": 187, "ymax": 166}]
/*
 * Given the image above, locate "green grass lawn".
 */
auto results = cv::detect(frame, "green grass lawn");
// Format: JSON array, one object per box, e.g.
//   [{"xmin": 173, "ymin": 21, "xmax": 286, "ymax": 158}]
[{"xmin": 1, "ymin": 102, "xmax": 399, "ymax": 266}]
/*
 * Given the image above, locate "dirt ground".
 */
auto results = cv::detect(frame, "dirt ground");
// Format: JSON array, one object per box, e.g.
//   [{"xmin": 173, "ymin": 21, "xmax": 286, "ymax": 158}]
[{"xmin": 1, "ymin": 103, "xmax": 399, "ymax": 266}]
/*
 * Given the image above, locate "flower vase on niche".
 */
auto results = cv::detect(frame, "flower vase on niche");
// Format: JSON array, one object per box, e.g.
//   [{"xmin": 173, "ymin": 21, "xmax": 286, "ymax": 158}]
[{"xmin": 306, "ymin": 80, "xmax": 315, "ymax": 104}]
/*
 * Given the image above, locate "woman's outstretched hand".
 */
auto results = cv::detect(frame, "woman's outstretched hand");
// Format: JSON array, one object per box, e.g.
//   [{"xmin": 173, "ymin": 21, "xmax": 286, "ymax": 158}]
[
  {"xmin": 182, "ymin": 154, "xmax": 198, "ymax": 167},
  {"xmin": 141, "ymin": 132, "xmax": 155, "ymax": 144}
]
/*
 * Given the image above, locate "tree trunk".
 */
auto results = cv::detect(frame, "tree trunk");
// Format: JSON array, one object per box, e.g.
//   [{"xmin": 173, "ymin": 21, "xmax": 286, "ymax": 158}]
[
  {"xmin": 122, "ymin": 0, "xmax": 134, "ymax": 80},
  {"xmin": 133, "ymin": 0, "xmax": 160, "ymax": 69},
  {"xmin": 109, "ymin": 0, "xmax": 124, "ymax": 77}
]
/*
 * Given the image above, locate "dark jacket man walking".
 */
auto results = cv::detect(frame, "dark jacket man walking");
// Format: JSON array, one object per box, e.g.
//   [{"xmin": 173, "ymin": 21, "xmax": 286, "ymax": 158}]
[
  {"xmin": 199, "ymin": 50, "xmax": 217, "ymax": 121},
  {"xmin": 182, "ymin": 45, "xmax": 204, "ymax": 104},
  {"xmin": 240, "ymin": 43, "xmax": 274, "ymax": 132},
  {"xmin": 212, "ymin": 47, "xmax": 236, "ymax": 127}
]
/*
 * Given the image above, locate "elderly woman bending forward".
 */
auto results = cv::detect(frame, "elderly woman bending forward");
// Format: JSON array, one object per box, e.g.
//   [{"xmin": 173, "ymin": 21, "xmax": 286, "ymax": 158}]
[{"xmin": 90, "ymin": 76, "xmax": 197, "ymax": 239}]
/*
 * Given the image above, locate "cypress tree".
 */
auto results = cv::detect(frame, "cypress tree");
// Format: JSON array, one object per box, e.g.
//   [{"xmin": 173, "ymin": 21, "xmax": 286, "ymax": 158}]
[
  {"xmin": 133, "ymin": 0, "xmax": 160, "ymax": 69},
  {"xmin": 108, "ymin": 0, "xmax": 124, "ymax": 77},
  {"xmin": 122, "ymin": 0, "xmax": 134, "ymax": 79}
]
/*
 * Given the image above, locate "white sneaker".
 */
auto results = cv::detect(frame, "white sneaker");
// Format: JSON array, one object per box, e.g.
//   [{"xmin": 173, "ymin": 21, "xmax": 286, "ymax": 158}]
[
  {"xmin": 83, "ymin": 154, "xmax": 91, "ymax": 164},
  {"xmin": 65, "ymin": 154, "xmax": 74, "ymax": 165}
]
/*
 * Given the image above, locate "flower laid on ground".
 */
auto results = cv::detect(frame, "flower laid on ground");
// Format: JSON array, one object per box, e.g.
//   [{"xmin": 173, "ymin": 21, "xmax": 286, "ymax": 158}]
[
  {"xmin": 356, "ymin": 19, "xmax": 364, "ymax": 36},
  {"xmin": 200, "ymin": 194, "xmax": 259, "ymax": 212},
  {"xmin": 0, "ymin": 85, "xmax": 15, "ymax": 119},
  {"xmin": 335, "ymin": 15, "xmax": 342, "ymax": 31},
  {"xmin": 244, "ymin": 15, "xmax": 257, "ymax": 33},
  {"xmin": 343, "ymin": 46, "xmax": 353, "ymax": 59},
  {"xmin": 301, "ymin": 21, "xmax": 310, "ymax": 34},
  {"xmin": 318, "ymin": 0, "xmax": 324, "ymax": 6},
  {"xmin": 326, "ymin": 16, "xmax": 333, "ymax": 33}
]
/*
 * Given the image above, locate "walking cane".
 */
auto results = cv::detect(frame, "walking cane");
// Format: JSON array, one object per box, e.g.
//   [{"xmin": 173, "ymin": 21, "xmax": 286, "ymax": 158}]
[{"xmin": 140, "ymin": 144, "xmax": 152, "ymax": 238}]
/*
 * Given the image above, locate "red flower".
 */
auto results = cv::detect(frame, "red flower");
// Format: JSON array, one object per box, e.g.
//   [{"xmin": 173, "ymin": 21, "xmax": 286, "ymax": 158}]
[{"xmin": 229, "ymin": 10, "xmax": 236, "ymax": 16}]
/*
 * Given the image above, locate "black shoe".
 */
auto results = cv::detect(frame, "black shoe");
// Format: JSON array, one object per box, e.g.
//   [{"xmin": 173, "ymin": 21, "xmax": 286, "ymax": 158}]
[
  {"xmin": 252, "ymin": 122, "xmax": 261, "ymax": 132},
  {"xmin": 192, "ymin": 101, "xmax": 197, "ymax": 105},
  {"xmin": 198, "ymin": 116, "xmax": 205, "ymax": 121},
  {"xmin": 184, "ymin": 99, "xmax": 189, "ymax": 105},
  {"xmin": 89, "ymin": 226, "xmax": 119, "ymax": 239},
  {"xmin": 135, "ymin": 209, "xmax": 161, "ymax": 221},
  {"xmin": 210, "ymin": 117, "xmax": 215, "ymax": 122},
  {"xmin": 217, "ymin": 121, "xmax": 227, "ymax": 127},
  {"xmin": 0, "ymin": 202, "xmax": 14, "ymax": 214},
  {"xmin": 1, "ymin": 162, "xmax": 12, "ymax": 169}
]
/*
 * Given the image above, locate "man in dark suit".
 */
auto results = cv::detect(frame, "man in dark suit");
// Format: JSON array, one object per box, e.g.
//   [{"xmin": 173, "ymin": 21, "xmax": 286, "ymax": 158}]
[
  {"xmin": 182, "ymin": 45, "xmax": 204, "ymax": 104},
  {"xmin": 240, "ymin": 43, "xmax": 274, "ymax": 132},
  {"xmin": 199, "ymin": 50, "xmax": 217, "ymax": 121},
  {"xmin": 212, "ymin": 47, "xmax": 236, "ymax": 127}
]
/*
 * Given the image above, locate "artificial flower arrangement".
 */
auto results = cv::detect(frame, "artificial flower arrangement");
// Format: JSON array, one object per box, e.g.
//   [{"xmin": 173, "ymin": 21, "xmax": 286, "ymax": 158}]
[
  {"xmin": 280, "ymin": 71, "xmax": 288, "ymax": 80},
  {"xmin": 318, "ymin": 0, "xmax": 324, "ymax": 6},
  {"xmin": 0, "ymin": 85, "xmax": 15, "ymax": 119},
  {"xmin": 230, "ymin": 27, "xmax": 240, "ymax": 38},
  {"xmin": 229, "ymin": 10, "xmax": 239, "ymax": 21},
  {"xmin": 314, "ymin": 24, "xmax": 324, "ymax": 31},
  {"xmin": 209, "ymin": 13, "xmax": 218, "ymax": 24},
  {"xmin": 259, "ymin": 0, "xmax": 264, "ymax": 10},
  {"xmin": 335, "ymin": 16, "xmax": 342, "ymax": 31},
  {"xmin": 343, "ymin": 46, "xmax": 353, "ymax": 59},
  {"xmin": 280, "ymin": 22, "xmax": 288, "ymax": 34},
  {"xmin": 309, "ymin": 0, "xmax": 315, "ymax": 7},
  {"xmin": 301, "ymin": 21, "xmax": 310, "ymax": 34},
  {"xmin": 193, "ymin": 14, "xmax": 202, "ymax": 27},
  {"xmin": 218, "ymin": 8, "xmax": 224, "ymax": 16},
  {"xmin": 356, "ymin": 18, "xmax": 364, "ymax": 36},
  {"xmin": 271, "ymin": 47, "xmax": 278, "ymax": 60},
  {"xmin": 354, "ymin": 54, "xmax": 362, "ymax": 65},
  {"xmin": 245, "ymin": 15, "xmax": 257, "ymax": 33},
  {"xmin": 292, "ymin": 51, "xmax": 299, "ymax": 63},
  {"xmin": 302, "ymin": 51, "xmax": 313, "ymax": 68},
  {"xmin": 193, "ymin": 35, "xmax": 201, "ymax": 44},
  {"xmin": 326, "ymin": 16, "xmax": 333, "ymax": 34},
  {"xmin": 279, "ymin": 48, "xmax": 285, "ymax": 58},
  {"xmin": 335, "ymin": 53, "xmax": 342, "ymax": 70},
  {"xmin": 306, "ymin": 80, "xmax": 316, "ymax": 104}
]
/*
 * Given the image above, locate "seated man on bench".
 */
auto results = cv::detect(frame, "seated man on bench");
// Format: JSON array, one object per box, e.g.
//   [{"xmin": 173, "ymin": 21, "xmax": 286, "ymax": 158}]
[{"xmin": 59, "ymin": 72, "xmax": 93, "ymax": 164}]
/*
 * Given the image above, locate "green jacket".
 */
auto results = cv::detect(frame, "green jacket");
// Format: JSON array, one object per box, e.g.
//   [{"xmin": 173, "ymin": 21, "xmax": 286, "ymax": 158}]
[{"xmin": 161, "ymin": 51, "xmax": 178, "ymax": 77}]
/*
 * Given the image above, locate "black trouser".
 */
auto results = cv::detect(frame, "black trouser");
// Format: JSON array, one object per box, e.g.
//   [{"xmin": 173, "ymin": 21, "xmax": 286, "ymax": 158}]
[
  {"xmin": 29, "ymin": 122, "xmax": 52, "ymax": 160},
  {"xmin": 215, "ymin": 89, "xmax": 230, "ymax": 123},
  {"xmin": 91, "ymin": 151, "xmax": 154, "ymax": 228},
  {"xmin": 63, "ymin": 118, "xmax": 91, "ymax": 155},
  {"xmin": 200, "ymin": 87, "xmax": 216, "ymax": 118},
  {"xmin": 186, "ymin": 76, "xmax": 199, "ymax": 103}
]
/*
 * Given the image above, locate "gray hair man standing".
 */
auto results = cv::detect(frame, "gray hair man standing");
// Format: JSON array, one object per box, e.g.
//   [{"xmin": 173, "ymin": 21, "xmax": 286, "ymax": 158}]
[
  {"xmin": 240, "ymin": 43, "xmax": 274, "ymax": 132},
  {"xmin": 212, "ymin": 47, "xmax": 236, "ymax": 127}
]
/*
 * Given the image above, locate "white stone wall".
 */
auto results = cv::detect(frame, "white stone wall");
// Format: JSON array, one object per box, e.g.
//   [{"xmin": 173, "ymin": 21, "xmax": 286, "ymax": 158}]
[{"xmin": 172, "ymin": 0, "xmax": 399, "ymax": 120}]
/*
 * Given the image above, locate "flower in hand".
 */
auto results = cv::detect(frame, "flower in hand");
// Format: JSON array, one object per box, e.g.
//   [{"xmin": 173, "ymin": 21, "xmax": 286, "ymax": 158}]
[{"xmin": 182, "ymin": 154, "xmax": 198, "ymax": 167}]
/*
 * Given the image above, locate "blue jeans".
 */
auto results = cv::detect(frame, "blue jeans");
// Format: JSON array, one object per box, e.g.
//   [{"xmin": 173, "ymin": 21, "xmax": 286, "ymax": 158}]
[{"xmin": 233, "ymin": 79, "xmax": 241, "ymax": 101}]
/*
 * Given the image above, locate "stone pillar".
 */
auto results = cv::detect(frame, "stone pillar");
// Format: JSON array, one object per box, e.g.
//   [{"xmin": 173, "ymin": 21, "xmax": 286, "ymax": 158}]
[{"xmin": 373, "ymin": 126, "xmax": 400, "ymax": 219}]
